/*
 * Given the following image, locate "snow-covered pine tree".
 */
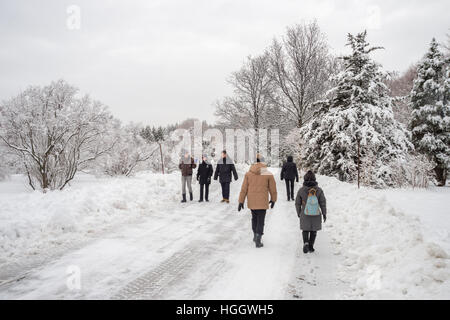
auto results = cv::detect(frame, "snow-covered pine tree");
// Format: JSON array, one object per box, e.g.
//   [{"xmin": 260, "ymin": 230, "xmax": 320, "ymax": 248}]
[
  {"xmin": 300, "ymin": 31, "xmax": 412, "ymax": 188},
  {"xmin": 409, "ymin": 38, "xmax": 450, "ymax": 186}
]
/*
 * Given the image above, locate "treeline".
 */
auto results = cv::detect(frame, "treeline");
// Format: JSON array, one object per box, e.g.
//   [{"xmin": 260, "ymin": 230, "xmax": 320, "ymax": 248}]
[{"xmin": 215, "ymin": 21, "xmax": 449, "ymax": 188}]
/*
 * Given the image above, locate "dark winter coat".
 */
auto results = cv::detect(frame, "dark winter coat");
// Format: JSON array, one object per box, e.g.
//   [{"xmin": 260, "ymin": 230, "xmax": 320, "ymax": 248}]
[
  {"xmin": 196, "ymin": 161, "xmax": 213, "ymax": 184},
  {"xmin": 239, "ymin": 162, "xmax": 277, "ymax": 210},
  {"xmin": 281, "ymin": 156, "xmax": 299, "ymax": 181},
  {"xmin": 179, "ymin": 157, "xmax": 197, "ymax": 176},
  {"xmin": 214, "ymin": 158, "xmax": 238, "ymax": 183},
  {"xmin": 295, "ymin": 181, "xmax": 327, "ymax": 231}
]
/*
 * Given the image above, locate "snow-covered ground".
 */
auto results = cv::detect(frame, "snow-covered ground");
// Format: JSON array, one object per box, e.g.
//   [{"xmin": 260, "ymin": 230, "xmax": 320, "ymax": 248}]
[{"xmin": 0, "ymin": 167, "xmax": 448, "ymax": 299}]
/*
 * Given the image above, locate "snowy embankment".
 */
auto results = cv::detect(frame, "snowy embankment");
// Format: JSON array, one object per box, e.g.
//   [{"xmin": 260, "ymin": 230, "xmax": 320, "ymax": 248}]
[
  {"xmin": 321, "ymin": 176, "xmax": 450, "ymax": 299},
  {"xmin": 0, "ymin": 168, "xmax": 449, "ymax": 299},
  {"xmin": 0, "ymin": 172, "xmax": 181, "ymax": 276}
]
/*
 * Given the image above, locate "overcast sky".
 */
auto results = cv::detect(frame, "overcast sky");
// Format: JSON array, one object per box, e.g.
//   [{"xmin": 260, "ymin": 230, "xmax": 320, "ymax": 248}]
[{"xmin": 0, "ymin": 0, "xmax": 448, "ymax": 126}]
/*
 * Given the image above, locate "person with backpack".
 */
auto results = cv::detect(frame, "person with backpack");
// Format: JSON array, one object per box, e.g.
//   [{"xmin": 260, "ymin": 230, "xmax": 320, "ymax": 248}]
[
  {"xmin": 238, "ymin": 154, "xmax": 277, "ymax": 248},
  {"xmin": 214, "ymin": 150, "xmax": 238, "ymax": 203},
  {"xmin": 196, "ymin": 154, "xmax": 213, "ymax": 202},
  {"xmin": 179, "ymin": 151, "xmax": 197, "ymax": 203},
  {"xmin": 295, "ymin": 170, "xmax": 327, "ymax": 253},
  {"xmin": 280, "ymin": 155, "xmax": 299, "ymax": 201}
]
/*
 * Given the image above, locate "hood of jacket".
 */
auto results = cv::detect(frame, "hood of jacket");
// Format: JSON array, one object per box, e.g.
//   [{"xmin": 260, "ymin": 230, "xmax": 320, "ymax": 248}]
[{"xmin": 249, "ymin": 162, "xmax": 267, "ymax": 175}]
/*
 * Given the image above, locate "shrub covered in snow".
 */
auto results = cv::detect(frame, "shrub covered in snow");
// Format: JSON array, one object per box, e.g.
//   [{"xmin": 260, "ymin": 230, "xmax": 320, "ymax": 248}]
[{"xmin": 0, "ymin": 80, "xmax": 116, "ymax": 191}]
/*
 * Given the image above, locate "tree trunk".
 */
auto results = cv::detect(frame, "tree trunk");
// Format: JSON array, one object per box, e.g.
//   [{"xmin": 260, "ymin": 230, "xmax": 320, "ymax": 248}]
[
  {"xmin": 357, "ymin": 139, "xmax": 360, "ymax": 189},
  {"xmin": 434, "ymin": 166, "xmax": 447, "ymax": 186}
]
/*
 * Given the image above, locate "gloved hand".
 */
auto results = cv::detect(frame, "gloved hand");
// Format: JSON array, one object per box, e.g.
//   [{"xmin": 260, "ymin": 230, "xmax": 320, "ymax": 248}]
[
  {"xmin": 238, "ymin": 203, "xmax": 244, "ymax": 212},
  {"xmin": 281, "ymin": 177, "xmax": 284, "ymax": 181},
  {"xmin": 207, "ymin": 178, "xmax": 211, "ymax": 184},
  {"xmin": 234, "ymin": 177, "xmax": 238, "ymax": 181},
  {"xmin": 323, "ymin": 215, "xmax": 327, "ymax": 223},
  {"xmin": 296, "ymin": 178, "xmax": 299, "ymax": 183},
  {"xmin": 196, "ymin": 175, "xmax": 199, "ymax": 181},
  {"xmin": 269, "ymin": 201, "xmax": 275, "ymax": 209}
]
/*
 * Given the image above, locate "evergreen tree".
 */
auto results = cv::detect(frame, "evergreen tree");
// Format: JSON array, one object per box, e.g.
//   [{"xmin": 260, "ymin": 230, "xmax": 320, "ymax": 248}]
[
  {"xmin": 300, "ymin": 31, "xmax": 412, "ymax": 187},
  {"xmin": 409, "ymin": 38, "xmax": 450, "ymax": 186}
]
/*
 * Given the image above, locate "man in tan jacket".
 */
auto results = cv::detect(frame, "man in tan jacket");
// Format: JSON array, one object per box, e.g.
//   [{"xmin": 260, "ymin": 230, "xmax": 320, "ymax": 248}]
[{"xmin": 238, "ymin": 154, "xmax": 277, "ymax": 248}]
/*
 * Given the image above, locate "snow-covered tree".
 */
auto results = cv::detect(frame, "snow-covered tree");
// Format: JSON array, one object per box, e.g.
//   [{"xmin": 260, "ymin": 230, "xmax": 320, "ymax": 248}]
[
  {"xmin": 102, "ymin": 124, "xmax": 157, "ymax": 177},
  {"xmin": 0, "ymin": 80, "xmax": 116, "ymax": 191},
  {"xmin": 300, "ymin": 31, "xmax": 412, "ymax": 188},
  {"xmin": 267, "ymin": 21, "xmax": 336, "ymax": 128},
  {"xmin": 215, "ymin": 54, "xmax": 273, "ymax": 150},
  {"xmin": 141, "ymin": 125, "xmax": 168, "ymax": 174},
  {"xmin": 409, "ymin": 38, "xmax": 450, "ymax": 186}
]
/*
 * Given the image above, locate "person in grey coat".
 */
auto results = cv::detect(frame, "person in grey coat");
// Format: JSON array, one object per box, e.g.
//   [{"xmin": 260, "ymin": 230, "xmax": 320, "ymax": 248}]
[{"xmin": 295, "ymin": 170, "xmax": 327, "ymax": 254}]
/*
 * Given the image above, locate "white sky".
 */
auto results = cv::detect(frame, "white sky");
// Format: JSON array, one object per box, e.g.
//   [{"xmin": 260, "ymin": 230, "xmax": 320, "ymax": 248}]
[{"xmin": 0, "ymin": 0, "xmax": 448, "ymax": 126}]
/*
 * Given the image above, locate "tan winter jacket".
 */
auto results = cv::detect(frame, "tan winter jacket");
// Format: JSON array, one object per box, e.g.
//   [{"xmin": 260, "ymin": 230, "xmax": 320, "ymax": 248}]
[{"xmin": 239, "ymin": 162, "xmax": 277, "ymax": 210}]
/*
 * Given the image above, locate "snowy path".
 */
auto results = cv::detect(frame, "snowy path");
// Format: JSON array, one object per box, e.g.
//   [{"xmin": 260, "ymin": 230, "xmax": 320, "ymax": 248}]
[
  {"xmin": 0, "ymin": 169, "xmax": 345, "ymax": 299},
  {"xmin": 0, "ymin": 169, "xmax": 448, "ymax": 299}
]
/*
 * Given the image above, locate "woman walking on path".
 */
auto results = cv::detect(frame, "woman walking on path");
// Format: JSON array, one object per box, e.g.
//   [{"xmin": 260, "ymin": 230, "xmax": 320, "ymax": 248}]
[
  {"xmin": 295, "ymin": 170, "xmax": 327, "ymax": 253},
  {"xmin": 179, "ymin": 151, "xmax": 197, "ymax": 203},
  {"xmin": 214, "ymin": 150, "xmax": 238, "ymax": 203},
  {"xmin": 238, "ymin": 154, "xmax": 277, "ymax": 248},
  {"xmin": 196, "ymin": 154, "xmax": 213, "ymax": 202},
  {"xmin": 280, "ymin": 155, "xmax": 299, "ymax": 201}
]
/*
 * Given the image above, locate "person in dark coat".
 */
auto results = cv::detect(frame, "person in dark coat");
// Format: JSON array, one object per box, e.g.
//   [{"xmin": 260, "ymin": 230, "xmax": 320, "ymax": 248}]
[
  {"xmin": 280, "ymin": 155, "xmax": 299, "ymax": 201},
  {"xmin": 295, "ymin": 170, "xmax": 327, "ymax": 254},
  {"xmin": 179, "ymin": 151, "xmax": 197, "ymax": 203},
  {"xmin": 214, "ymin": 150, "xmax": 238, "ymax": 203},
  {"xmin": 196, "ymin": 154, "xmax": 213, "ymax": 202}
]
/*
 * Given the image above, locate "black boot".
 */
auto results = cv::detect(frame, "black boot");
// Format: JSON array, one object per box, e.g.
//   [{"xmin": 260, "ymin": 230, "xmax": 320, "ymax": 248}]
[
  {"xmin": 287, "ymin": 195, "xmax": 290, "ymax": 201},
  {"xmin": 253, "ymin": 232, "xmax": 257, "ymax": 242},
  {"xmin": 302, "ymin": 231, "xmax": 309, "ymax": 254},
  {"xmin": 255, "ymin": 234, "xmax": 264, "ymax": 248},
  {"xmin": 309, "ymin": 231, "xmax": 317, "ymax": 253},
  {"xmin": 181, "ymin": 194, "xmax": 187, "ymax": 203},
  {"xmin": 189, "ymin": 192, "xmax": 193, "ymax": 201}
]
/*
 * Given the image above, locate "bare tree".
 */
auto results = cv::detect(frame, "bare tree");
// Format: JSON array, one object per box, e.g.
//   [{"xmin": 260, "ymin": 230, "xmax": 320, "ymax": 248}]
[
  {"xmin": 141, "ymin": 125, "xmax": 168, "ymax": 174},
  {"xmin": 0, "ymin": 80, "xmax": 116, "ymax": 191},
  {"xmin": 267, "ymin": 21, "xmax": 334, "ymax": 128},
  {"xmin": 215, "ymin": 54, "xmax": 273, "ymax": 149}
]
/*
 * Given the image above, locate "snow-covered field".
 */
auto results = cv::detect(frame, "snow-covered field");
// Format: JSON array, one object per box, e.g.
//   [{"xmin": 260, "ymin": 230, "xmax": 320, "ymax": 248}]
[{"xmin": 0, "ymin": 167, "xmax": 449, "ymax": 299}]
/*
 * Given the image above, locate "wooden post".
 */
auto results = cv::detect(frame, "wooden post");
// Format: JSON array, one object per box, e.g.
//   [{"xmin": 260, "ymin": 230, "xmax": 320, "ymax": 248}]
[{"xmin": 159, "ymin": 143, "xmax": 164, "ymax": 174}]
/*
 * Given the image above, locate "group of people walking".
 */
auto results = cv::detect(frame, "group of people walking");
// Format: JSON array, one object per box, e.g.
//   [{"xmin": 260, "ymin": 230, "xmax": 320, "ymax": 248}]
[
  {"xmin": 179, "ymin": 150, "xmax": 238, "ymax": 203},
  {"xmin": 179, "ymin": 151, "xmax": 327, "ymax": 253}
]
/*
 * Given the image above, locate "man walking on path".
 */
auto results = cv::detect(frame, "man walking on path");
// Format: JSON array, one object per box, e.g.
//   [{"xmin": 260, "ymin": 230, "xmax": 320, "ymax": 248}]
[
  {"xmin": 179, "ymin": 151, "xmax": 197, "ymax": 203},
  {"xmin": 214, "ymin": 150, "xmax": 238, "ymax": 203},
  {"xmin": 280, "ymin": 155, "xmax": 299, "ymax": 201},
  {"xmin": 238, "ymin": 154, "xmax": 277, "ymax": 248},
  {"xmin": 196, "ymin": 154, "xmax": 213, "ymax": 202}
]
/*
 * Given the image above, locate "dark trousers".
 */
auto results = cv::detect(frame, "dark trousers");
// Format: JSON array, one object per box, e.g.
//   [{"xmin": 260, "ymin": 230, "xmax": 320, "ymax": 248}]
[
  {"xmin": 302, "ymin": 231, "xmax": 317, "ymax": 244},
  {"xmin": 221, "ymin": 182, "xmax": 230, "ymax": 199},
  {"xmin": 285, "ymin": 179, "xmax": 295, "ymax": 199},
  {"xmin": 199, "ymin": 183, "xmax": 209, "ymax": 201},
  {"xmin": 251, "ymin": 210, "xmax": 267, "ymax": 235}
]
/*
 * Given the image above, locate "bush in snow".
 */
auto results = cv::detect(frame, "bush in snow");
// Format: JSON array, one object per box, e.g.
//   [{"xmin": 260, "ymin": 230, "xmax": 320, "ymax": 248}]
[
  {"xmin": 300, "ymin": 31, "xmax": 413, "ymax": 188},
  {"xmin": 409, "ymin": 38, "xmax": 450, "ymax": 186},
  {"xmin": 0, "ymin": 80, "xmax": 116, "ymax": 191},
  {"xmin": 102, "ymin": 124, "xmax": 158, "ymax": 177}
]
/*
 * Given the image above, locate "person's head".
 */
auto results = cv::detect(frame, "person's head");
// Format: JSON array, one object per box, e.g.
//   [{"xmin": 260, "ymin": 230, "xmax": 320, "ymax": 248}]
[
  {"xmin": 287, "ymin": 155, "xmax": 293, "ymax": 162},
  {"xmin": 202, "ymin": 154, "xmax": 207, "ymax": 162},
  {"xmin": 304, "ymin": 170, "xmax": 316, "ymax": 182},
  {"xmin": 184, "ymin": 151, "xmax": 190, "ymax": 158},
  {"xmin": 221, "ymin": 150, "xmax": 227, "ymax": 158}
]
